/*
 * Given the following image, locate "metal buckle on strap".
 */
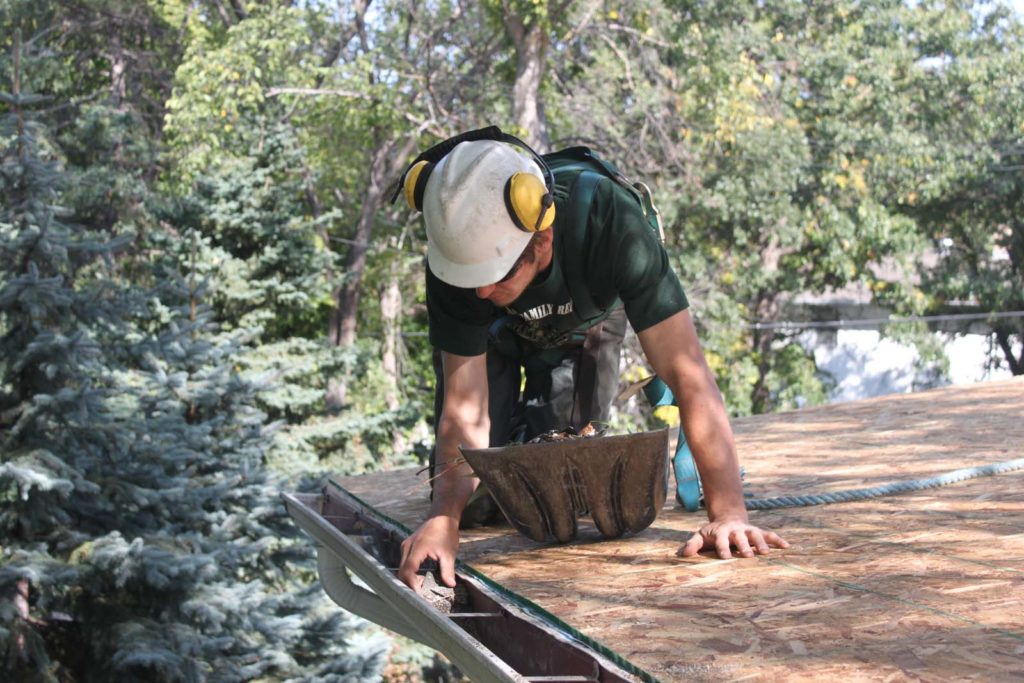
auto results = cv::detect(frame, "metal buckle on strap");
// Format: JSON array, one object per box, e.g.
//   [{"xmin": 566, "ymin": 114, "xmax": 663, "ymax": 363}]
[
  {"xmin": 557, "ymin": 331, "xmax": 588, "ymax": 349},
  {"xmin": 633, "ymin": 181, "xmax": 665, "ymax": 243}
]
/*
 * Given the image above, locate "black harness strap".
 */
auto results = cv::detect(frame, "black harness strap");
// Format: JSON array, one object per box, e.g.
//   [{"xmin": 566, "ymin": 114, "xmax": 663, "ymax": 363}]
[{"xmin": 571, "ymin": 320, "xmax": 604, "ymax": 431}]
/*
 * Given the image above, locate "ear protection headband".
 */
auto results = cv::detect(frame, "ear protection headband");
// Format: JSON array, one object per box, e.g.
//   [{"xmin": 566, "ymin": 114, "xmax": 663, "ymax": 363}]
[{"xmin": 392, "ymin": 126, "xmax": 556, "ymax": 233}]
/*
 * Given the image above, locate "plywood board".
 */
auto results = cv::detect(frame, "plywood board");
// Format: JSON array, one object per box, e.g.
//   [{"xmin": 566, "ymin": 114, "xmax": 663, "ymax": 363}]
[{"xmin": 335, "ymin": 378, "xmax": 1024, "ymax": 681}]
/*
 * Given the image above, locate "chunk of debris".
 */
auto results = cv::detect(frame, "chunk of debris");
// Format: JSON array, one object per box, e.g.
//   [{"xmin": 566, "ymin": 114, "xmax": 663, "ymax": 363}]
[
  {"xmin": 527, "ymin": 422, "xmax": 604, "ymax": 444},
  {"xmin": 417, "ymin": 572, "xmax": 469, "ymax": 614}
]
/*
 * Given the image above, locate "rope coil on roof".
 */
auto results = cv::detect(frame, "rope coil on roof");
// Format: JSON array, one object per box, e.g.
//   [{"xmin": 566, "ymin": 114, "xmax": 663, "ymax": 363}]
[{"xmin": 745, "ymin": 457, "xmax": 1024, "ymax": 510}]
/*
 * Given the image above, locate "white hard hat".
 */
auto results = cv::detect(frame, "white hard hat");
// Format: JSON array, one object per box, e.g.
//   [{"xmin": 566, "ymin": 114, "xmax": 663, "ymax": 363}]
[{"xmin": 422, "ymin": 141, "xmax": 546, "ymax": 288}]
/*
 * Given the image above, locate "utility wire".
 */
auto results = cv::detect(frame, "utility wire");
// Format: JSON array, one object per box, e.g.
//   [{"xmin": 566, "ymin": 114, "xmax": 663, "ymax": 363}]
[
  {"xmin": 390, "ymin": 310, "xmax": 1024, "ymax": 339},
  {"xmin": 744, "ymin": 310, "xmax": 1024, "ymax": 331}
]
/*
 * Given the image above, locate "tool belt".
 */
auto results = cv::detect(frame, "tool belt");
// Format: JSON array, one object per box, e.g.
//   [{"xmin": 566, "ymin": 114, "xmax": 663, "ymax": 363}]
[{"xmin": 461, "ymin": 428, "xmax": 670, "ymax": 543}]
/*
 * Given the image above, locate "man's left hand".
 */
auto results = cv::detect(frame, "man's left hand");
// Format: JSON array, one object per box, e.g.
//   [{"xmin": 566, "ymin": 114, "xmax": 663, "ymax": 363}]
[{"xmin": 678, "ymin": 518, "xmax": 790, "ymax": 559}]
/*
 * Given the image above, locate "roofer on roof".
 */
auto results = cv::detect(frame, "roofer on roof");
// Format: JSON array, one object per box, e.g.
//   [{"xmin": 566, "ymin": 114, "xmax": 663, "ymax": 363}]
[{"xmin": 394, "ymin": 127, "xmax": 789, "ymax": 591}]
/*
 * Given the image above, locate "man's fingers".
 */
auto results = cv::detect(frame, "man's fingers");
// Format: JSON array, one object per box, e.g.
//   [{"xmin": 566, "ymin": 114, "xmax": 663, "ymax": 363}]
[
  {"xmin": 680, "ymin": 525, "xmax": 788, "ymax": 560},
  {"xmin": 397, "ymin": 516, "xmax": 462, "ymax": 590},
  {"xmin": 398, "ymin": 542, "xmax": 425, "ymax": 588},
  {"xmin": 397, "ymin": 565, "xmax": 415, "ymax": 588},
  {"xmin": 397, "ymin": 560, "xmax": 419, "ymax": 589},
  {"xmin": 747, "ymin": 528, "xmax": 770, "ymax": 555},
  {"xmin": 678, "ymin": 531, "xmax": 705, "ymax": 557},
  {"xmin": 714, "ymin": 530, "xmax": 733, "ymax": 559},
  {"xmin": 678, "ymin": 524, "xmax": 788, "ymax": 562},
  {"xmin": 730, "ymin": 528, "xmax": 754, "ymax": 558},
  {"xmin": 439, "ymin": 553, "xmax": 457, "ymax": 588},
  {"xmin": 399, "ymin": 538, "xmax": 412, "ymax": 569}
]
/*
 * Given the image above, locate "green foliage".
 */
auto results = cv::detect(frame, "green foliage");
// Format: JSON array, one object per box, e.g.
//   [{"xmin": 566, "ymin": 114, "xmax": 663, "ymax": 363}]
[
  {"xmin": 0, "ymin": 16, "xmax": 391, "ymax": 681},
  {"xmin": 762, "ymin": 342, "xmax": 835, "ymax": 411},
  {"xmin": 906, "ymin": 2, "xmax": 1024, "ymax": 374},
  {"xmin": 163, "ymin": 4, "xmax": 316, "ymax": 185},
  {"xmin": 551, "ymin": 0, "xmax": 997, "ymax": 412},
  {"xmin": 236, "ymin": 337, "xmax": 427, "ymax": 477},
  {"xmin": 178, "ymin": 126, "xmax": 336, "ymax": 340}
]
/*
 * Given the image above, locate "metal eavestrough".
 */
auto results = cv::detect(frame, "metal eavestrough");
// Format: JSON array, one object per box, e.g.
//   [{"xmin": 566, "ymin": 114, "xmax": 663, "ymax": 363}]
[{"xmin": 282, "ymin": 487, "xmax": 653, "ymax": 683}]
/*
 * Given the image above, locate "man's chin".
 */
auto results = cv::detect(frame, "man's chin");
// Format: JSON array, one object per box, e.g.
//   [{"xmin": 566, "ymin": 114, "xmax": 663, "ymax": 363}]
[{"xmin": 486, "ymin": 294, "xmax": 515, "ymax": 307}]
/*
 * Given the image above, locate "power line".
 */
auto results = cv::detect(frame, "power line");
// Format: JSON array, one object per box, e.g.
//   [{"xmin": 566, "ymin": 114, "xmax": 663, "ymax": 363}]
[
  {"xmin": 744, "ymin": 310, "xmax": 1024, "ymax": 331},
  {"xmin": 382, "ymin": 311, "xmax": 1024, "ymax": 341}
]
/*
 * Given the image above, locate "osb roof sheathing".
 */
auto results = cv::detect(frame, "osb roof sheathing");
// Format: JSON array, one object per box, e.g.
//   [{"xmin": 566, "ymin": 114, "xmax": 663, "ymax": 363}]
[{"xmin": 335, "ymin": 377, "xmax": 1024, "ymax": 681}]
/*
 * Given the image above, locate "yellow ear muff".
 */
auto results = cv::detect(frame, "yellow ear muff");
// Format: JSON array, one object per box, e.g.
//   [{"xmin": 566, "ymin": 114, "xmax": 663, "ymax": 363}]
[
  {"xmin": 403, "ymin": 160, "xmax": 434, "ymax": 211},
  {"xmin": 503, "ymin": 172, "xmax": 556, "ymax": 233}
]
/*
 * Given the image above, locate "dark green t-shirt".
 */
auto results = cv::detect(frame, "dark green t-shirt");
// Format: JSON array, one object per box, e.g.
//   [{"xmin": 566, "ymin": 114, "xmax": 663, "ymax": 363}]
[{"xmin": 427, "ymin": 175, "xmax": 689, "ymax": 356}]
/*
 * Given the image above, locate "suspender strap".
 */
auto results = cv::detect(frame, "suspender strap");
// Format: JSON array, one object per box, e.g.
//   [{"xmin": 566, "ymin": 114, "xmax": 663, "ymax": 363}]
[
  {"xmin": 570, "ymin": 321, "xmax": 604, "ymax": 431},
  {"xmin": 563, "ymin": 170, "xmax": 604, "ymax": 325}
]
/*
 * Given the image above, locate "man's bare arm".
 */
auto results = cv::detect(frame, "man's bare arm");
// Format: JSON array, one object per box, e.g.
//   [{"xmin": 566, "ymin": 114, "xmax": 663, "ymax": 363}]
[
  {"xmin": 637, "ymin": 310, "xmax": 788, "ymax": 558},
  {"xmin": 398, "ymin": 351, "xmax": 490, "ymax": 589}
]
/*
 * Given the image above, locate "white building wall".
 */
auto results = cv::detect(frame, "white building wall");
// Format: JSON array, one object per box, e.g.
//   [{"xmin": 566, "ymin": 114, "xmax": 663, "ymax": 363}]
[{"xmin": 801, "ymin": 330, "xmax": 1016, "ymax": 404}]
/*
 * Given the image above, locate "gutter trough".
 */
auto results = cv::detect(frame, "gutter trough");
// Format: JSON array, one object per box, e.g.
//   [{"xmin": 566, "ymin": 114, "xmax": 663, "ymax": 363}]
[{"xmin": 282, "ymin": 485, "xmax": 645, "ymax": 683}]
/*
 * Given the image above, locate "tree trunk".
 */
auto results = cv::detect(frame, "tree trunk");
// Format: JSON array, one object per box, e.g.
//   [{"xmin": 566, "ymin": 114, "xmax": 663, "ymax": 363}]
[
  {"xmin": 329, "ymin": 200, "xmax": 375, "ymax": 350},
  {"xmin": 110, "ymin": 49, "xmax": 127, "ymax": 108},
  {"xmin": 995, "ymin": 328, "xmax": 1023, "ymax": 376},
  {"xmin": 14, "ymin": 579, "xmax": 29, "ymax": 658},
  {"xmin": 325, "ymin": 134, "xmax": 418, "ymax": 409},
  {"xmin": 380, "ymin": 262, "xmax": 408, "ymax": 464},
  {"xmin": 380, "ymin": 267, "xmax": 402, "ymax": 412},
  {"xmin": 329, "ymin": 139, "xmax": 412, "ymax": 347},
  {"xmin": 503, "ymin": 9, "xmax": 550, "ymax": 151},
  {"xmin": 749, "ymin": 294, "xmax": 781, "ymax": 414}
]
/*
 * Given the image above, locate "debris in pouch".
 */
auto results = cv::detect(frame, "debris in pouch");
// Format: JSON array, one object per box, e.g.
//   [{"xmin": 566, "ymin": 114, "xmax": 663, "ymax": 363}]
[{"xmin": 526, "ymin": 422, "xmax": 604, "ymax": 444}]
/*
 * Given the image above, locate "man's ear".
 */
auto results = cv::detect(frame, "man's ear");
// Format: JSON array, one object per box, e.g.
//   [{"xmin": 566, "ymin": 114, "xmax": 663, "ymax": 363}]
[{"xmin": 533, "ymin": 227, "xmax": 555, "ymax": 260}]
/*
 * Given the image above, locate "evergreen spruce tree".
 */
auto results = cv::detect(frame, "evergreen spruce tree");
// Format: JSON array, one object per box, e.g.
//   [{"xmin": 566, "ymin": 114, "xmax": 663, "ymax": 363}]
[
  {"xmin": 1, "ymin": 33, "xmax": 390, "ymax": 682},
  {"xmin": 0, "ymin": 31, "xmax": 115, "ymax": 673},
  {"xmin": 171, "ymin": 120, "xmax": 423, "ymax": 477}
]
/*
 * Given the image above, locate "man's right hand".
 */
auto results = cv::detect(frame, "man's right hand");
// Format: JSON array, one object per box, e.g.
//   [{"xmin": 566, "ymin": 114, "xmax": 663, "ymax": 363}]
[
  {"xmin": 400, "ymin": 351, "xmax": 488, "ymax": 592},
  {"xmin": 398, "ymin": 514, "xmax": 460, "ymax": 590}
]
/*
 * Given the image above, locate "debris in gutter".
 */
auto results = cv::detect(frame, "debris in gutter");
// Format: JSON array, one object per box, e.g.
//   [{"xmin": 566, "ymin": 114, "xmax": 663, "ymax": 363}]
[{"xmin": 417, "ymin": 572, "xmax": 469, "ymax": 614}]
